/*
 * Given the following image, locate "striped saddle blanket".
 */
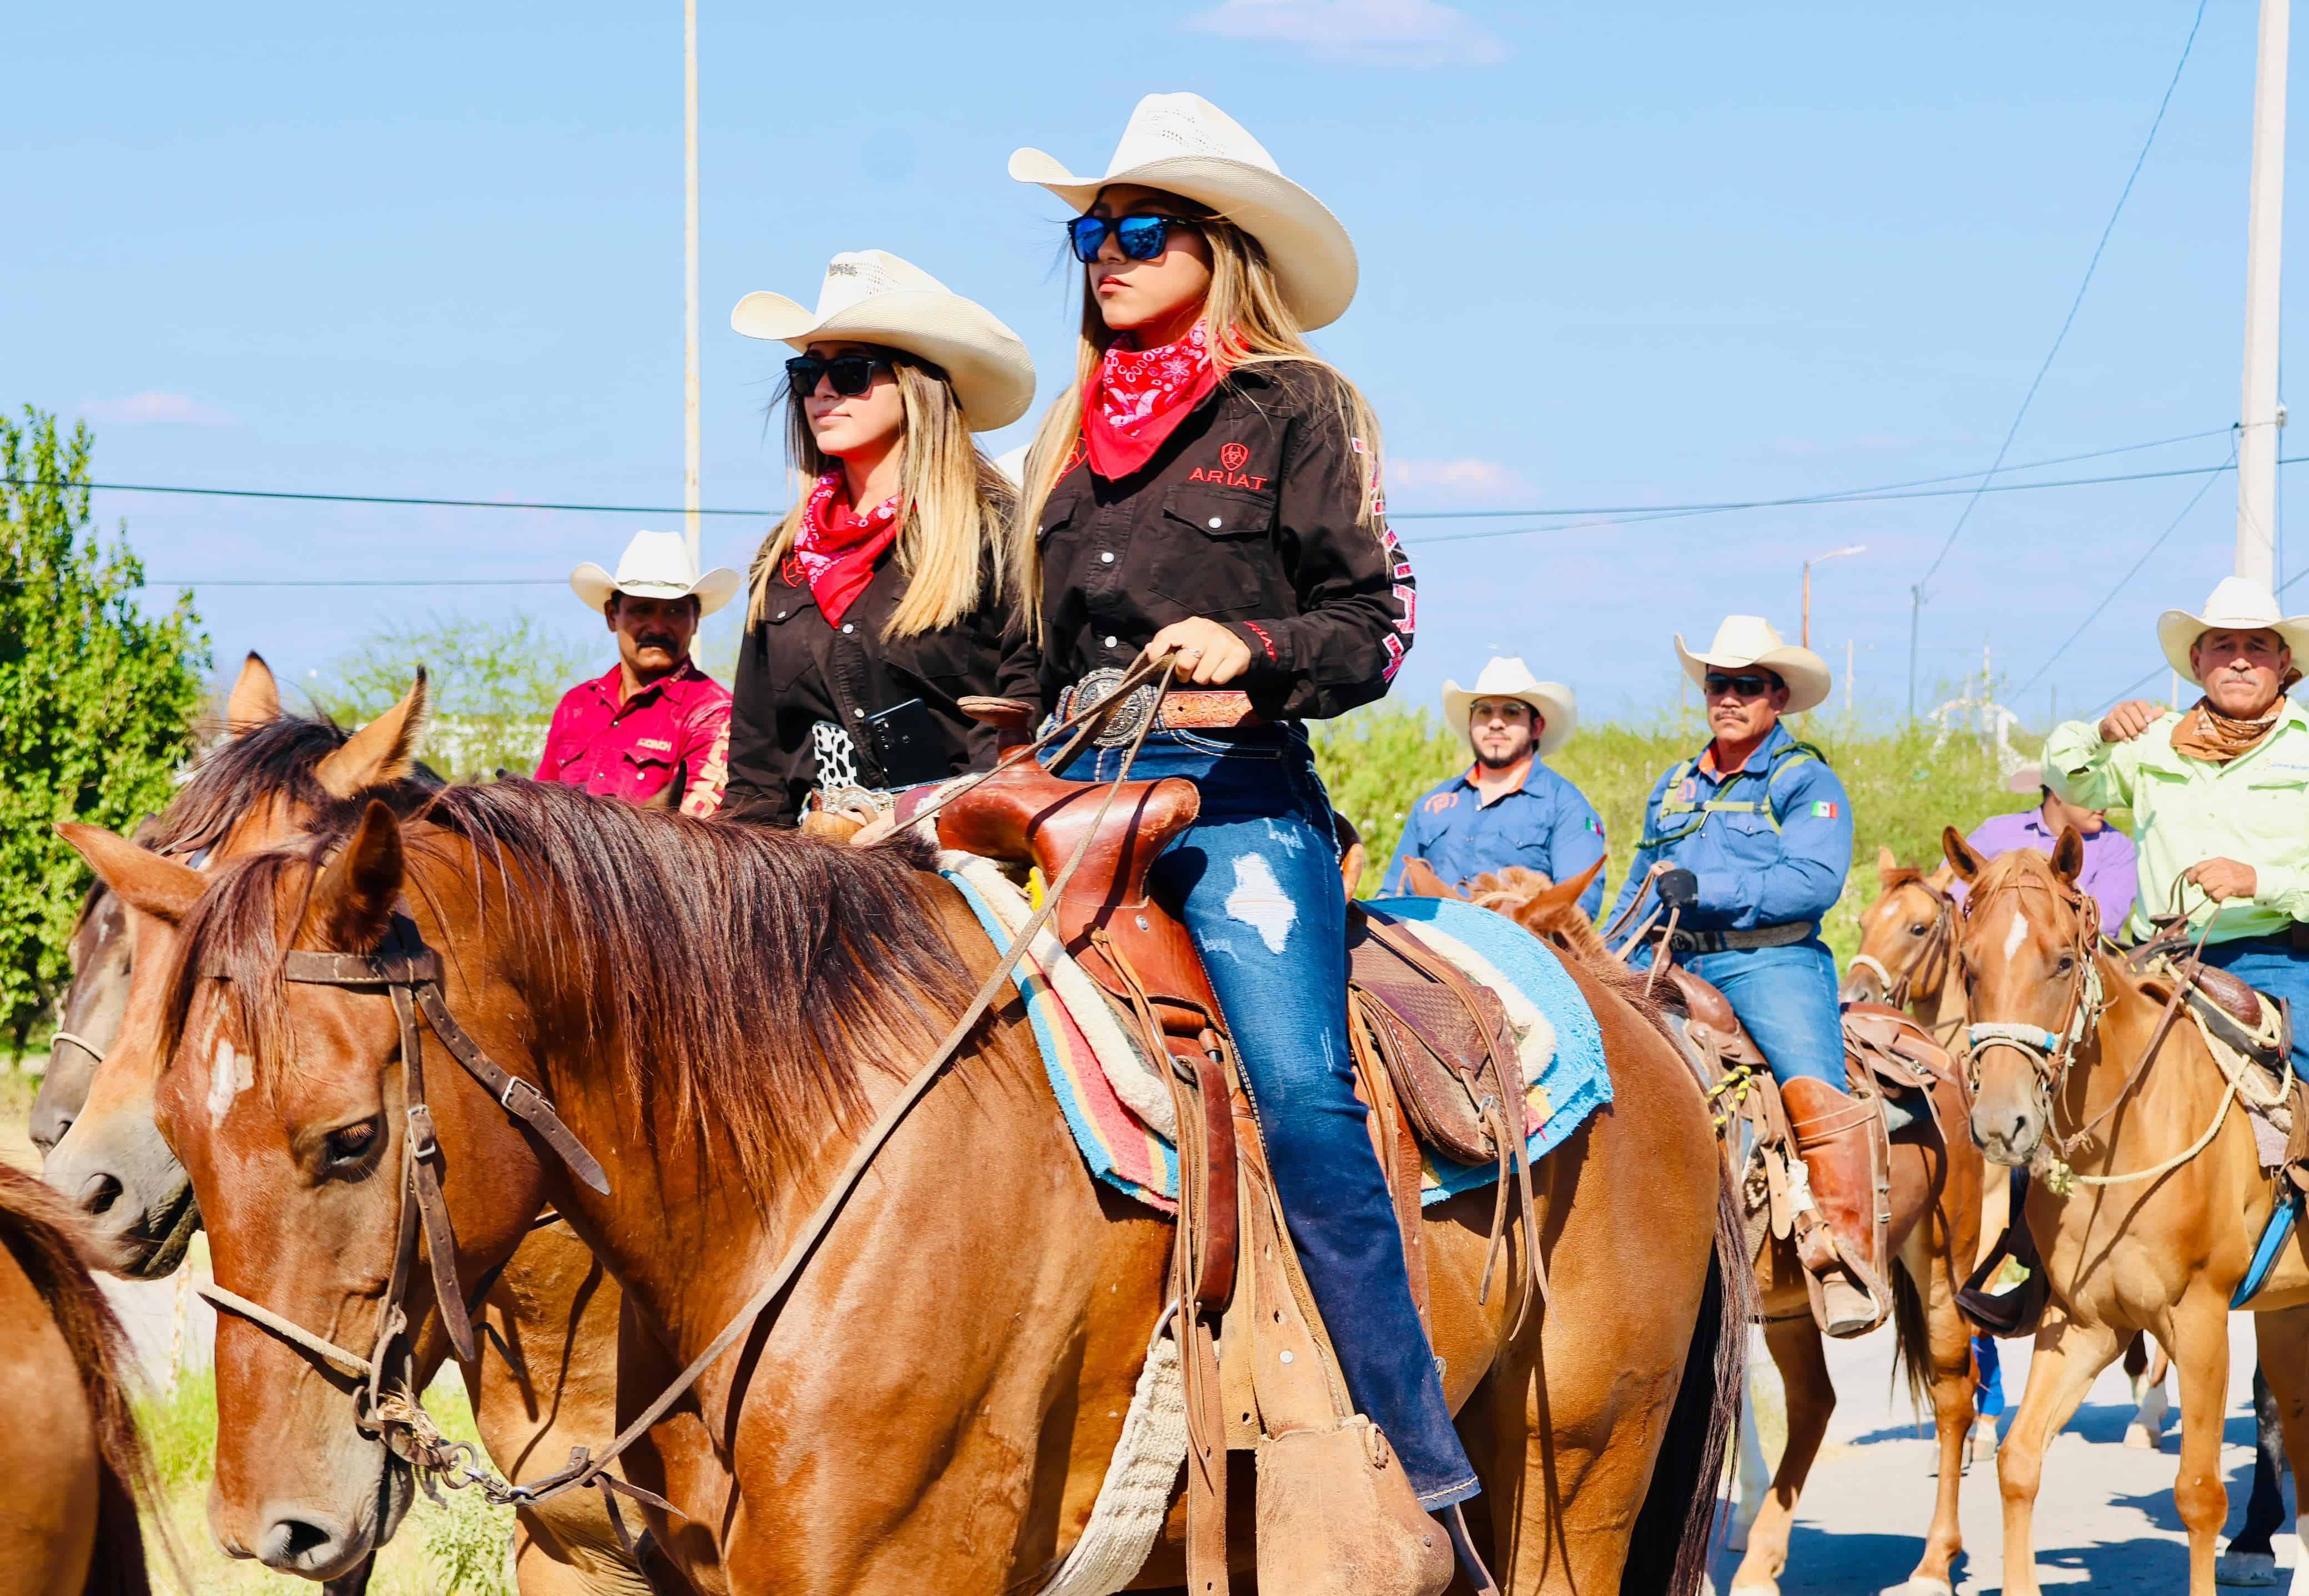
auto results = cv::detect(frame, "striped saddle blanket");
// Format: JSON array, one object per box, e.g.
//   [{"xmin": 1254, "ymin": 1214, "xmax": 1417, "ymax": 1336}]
[{"xmin": 937, "ymin": 854, "xmax": 1612, "ymax": 1213}]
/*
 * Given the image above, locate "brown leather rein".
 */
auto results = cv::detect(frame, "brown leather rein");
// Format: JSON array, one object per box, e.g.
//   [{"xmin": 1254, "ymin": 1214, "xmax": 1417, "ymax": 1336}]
[{"xmin": 194, "ymin": 651, "xmax": 1182, "ymax": 1528}]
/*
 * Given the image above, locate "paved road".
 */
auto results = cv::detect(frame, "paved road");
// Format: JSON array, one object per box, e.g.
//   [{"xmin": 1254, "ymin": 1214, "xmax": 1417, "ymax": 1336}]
[{"xmin": 1715, "ymin": 1314, "xmax": 2301, "ymax": 1594}]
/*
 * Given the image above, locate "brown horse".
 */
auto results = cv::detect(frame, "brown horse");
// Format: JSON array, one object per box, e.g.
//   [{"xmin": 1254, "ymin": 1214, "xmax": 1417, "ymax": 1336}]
[
  {"xmin": 74, "ymin": 778, "xmax": 1743, "ymax": 1593},
  {"xmin": 0, "ymin": 1163, "xmax": 163, "ymax": 1595},
  {"xmin": 1943, "ymin": 832, "xmax": 2309, "ymax": 1595},
  {"xmin": 41, "ymin": 657, "xmax": 666, "ymax": 1594},
  {"xmin": 1451, "ymin": 862, "xmax": 1984, "ymax": 1596}
]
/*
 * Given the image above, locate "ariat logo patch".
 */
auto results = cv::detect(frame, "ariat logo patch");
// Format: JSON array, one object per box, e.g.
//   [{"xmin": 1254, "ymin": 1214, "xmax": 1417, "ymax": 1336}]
[
  {"xmin": 1188, "ymin": 463, "xmax": 1269, "ymax": 490},
  {"xmin": 1219, "ymin": 441, "xmax": 1249, "ymax": 472}
]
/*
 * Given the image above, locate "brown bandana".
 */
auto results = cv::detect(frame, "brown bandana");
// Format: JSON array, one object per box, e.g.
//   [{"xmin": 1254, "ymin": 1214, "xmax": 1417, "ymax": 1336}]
[{"xmin": 2168, "ymin": 670, "xmax": 2302, "ymax": 764}]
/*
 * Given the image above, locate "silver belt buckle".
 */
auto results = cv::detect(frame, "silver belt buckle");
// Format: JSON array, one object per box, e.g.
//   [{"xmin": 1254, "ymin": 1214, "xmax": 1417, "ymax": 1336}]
[{"xmin": 1075, "ymin": 666, "xmax": 1161, "ymax": 749}]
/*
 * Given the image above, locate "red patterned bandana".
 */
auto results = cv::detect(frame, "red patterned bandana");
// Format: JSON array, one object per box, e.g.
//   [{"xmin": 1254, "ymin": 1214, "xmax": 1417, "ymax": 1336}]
[
  {"xmin": 1081, "ymin": 319, "xmax": 1222, "ymax": 480},
  {"xmin": 785, "ymin": 472, "xmax": 901, "ymax": 627}
]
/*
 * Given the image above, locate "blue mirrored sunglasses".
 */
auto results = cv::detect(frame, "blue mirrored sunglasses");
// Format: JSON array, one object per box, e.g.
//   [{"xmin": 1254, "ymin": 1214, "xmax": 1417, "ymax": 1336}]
[{"xmin": 1066, "ymin": 213, "xmax": 1199, "ymax": 264}]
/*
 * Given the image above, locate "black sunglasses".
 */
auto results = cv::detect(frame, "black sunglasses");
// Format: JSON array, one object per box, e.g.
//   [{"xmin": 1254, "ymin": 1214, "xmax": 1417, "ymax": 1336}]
[
  {"xmin": 785, "ymin": 352, "xmax": 893, "ymax": 398},
  {"xmin": 1066, "ymin": 213, "xmax": 1200, "ymax": 264},
  {"xmin": 1702, "ymin": 672, "xmax": 1781, "ymax": 698}
]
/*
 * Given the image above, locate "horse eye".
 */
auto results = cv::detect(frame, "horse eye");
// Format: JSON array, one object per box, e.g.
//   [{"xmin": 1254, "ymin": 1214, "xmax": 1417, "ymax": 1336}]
[
  {"xmin": 322, "ymin": 1119, "xmax": 381, "ymax": 1171},
  {"xmin": 2054, "ymin": 956, "xmax": 2074, "ymax": 975},
  {"xmin": 1908, "ymin": 922, "xmax": 1928, "ymax": 936}
]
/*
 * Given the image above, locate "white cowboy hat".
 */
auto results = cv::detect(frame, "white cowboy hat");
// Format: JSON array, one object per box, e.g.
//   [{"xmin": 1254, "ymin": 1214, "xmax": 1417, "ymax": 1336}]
[
  {"xmin": 2005, "ymin": 763, "xmax": 2046, "ymax": 796},
  {"xmin": 1675, "ymin": 615, "xmax": 1832, "ymax": 715},
  {"xmin": 731, "ymin": 250, "xmax": 1035, "ymax": 431},
  {"xmin": 570, "ymin": 529, "xmax": 741, "ymax": 617},
  {"xmin": 1440, "ymin": 657, "xmax": 1578, "ymax": 759},
  {"xmin": 2155, "ymin": 574, "xmax": 2309, "ymax": 679},
  {"xmin": 1009, "ymin": 92, "xmax": 1358, "ymax": 331}
]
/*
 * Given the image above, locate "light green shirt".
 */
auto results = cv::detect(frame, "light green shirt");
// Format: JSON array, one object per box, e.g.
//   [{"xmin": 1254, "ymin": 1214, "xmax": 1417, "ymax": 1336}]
[{"xmin": 2043, "ymin": 699, "xmax": 2309, "ymax": 944}]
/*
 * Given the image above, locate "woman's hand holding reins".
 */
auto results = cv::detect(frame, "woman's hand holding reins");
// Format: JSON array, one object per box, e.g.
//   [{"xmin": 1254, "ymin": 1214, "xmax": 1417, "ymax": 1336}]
[{"xmin": 1140, "ymin": 617, "xmax": 1253, "ymax": 686}]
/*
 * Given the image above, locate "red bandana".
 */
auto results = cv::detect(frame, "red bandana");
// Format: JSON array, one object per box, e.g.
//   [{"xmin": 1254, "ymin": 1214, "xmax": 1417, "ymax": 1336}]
[
  {"xmin": 1081, "ymin": 319, "xmax": 1222, "ymax": 480},
  {"xmin": 784, "ymin": 473, "xmax": 900, "ymax": 627}
]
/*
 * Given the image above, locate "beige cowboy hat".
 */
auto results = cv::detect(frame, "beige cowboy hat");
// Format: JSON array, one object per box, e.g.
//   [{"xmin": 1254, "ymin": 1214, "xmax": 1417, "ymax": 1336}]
[
  {"xmin": 1440, "ymin": 657, "xmax": 1577, "ymax": 759},
  {"xmin": 2155, "ymin": 574, "xmax": 2309, "ymax": 679},
  {"xmin": 731, "ymin": 249, "xmax": 1035, "ymax": 430},
  {"xmin": 2005, "ymin": 763, "xmax": 2046, "ymax": 796},
  {"xmin": 1009, "ymin": 92, "xmax": 1358, "ymax": 331},
  {"xmin": 570, "ymin": 529, "xmax": 740, "ymax": 617},
  {"xmin": 1675, "ymin": 615, "xmax": 1832, "ymax": 714}
]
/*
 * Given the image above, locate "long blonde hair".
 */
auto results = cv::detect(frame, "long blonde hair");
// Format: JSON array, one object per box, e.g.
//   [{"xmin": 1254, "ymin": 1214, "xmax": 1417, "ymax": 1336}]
[
  {"xmin": 748, "ymin": 352, "xmax": 1015, "ymax": 638},
  {"xmin": 1009, "ymin": 202, "xmax": 1384, "ymax": 639}
]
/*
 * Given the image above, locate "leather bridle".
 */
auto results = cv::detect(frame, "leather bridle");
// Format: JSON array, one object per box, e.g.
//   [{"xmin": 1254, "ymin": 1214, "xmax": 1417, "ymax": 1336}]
[{"xmin": 1850, "ymin": 876, "xmax": 1956, "ymax": 1012}]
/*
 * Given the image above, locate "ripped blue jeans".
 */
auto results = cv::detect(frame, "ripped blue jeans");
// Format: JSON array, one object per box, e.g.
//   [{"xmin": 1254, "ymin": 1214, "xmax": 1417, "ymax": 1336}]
[{"xmin": 1048, "ymin": 724, "xmax": 1478, "ymax": 1508}]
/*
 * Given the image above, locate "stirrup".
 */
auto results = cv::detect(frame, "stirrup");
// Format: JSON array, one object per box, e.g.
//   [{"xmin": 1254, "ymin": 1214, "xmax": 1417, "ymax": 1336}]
[{"xmin": 1443, "ymin": 1503, "xmax": 1500, "ymax": 1596}]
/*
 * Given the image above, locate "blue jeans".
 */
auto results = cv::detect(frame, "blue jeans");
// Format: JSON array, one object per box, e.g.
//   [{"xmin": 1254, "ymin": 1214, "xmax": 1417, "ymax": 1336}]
[
  {"xmin": 2196, "ymin": 937, "xmax": 2309, "ymax": 1082},
  {"xmin": 1048, "ymin": 725, "xmax": 1478, "ymax": 1508},
  {"xmin": 1973, "ymin": 1335, "xmax": 2004, "ymax": 1418},
  {"xmin": 1633, "ymin": 938, "xmax": 1847, "ymax": 1088}
]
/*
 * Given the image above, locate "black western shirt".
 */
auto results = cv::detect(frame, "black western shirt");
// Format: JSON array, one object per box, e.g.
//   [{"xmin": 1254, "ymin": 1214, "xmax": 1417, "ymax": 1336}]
[
  {"xmin": 721, "ymin": 552, "xmax": 1010, "ymax": 826},
  {"xmin": 999, "ymin": 364, "xmax": 1415, "ymax": 723}
]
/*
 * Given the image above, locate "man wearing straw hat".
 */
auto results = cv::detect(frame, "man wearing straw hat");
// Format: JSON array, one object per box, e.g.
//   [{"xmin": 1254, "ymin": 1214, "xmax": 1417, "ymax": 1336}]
[
  {"xmin": 535, "ymin": 528, "xmax": 740, "ymax": 816},
  {"xmin": 2044, "ymin": 575, "xmax": 2309, "ymax": 1122},
  {"xmin": 1607, "ymin": 616, "xmax": 1886, "ymax": 1335},
  {"xmin": 1383, "ymin": 657, "xmax": 1609, "ymax": 916}
]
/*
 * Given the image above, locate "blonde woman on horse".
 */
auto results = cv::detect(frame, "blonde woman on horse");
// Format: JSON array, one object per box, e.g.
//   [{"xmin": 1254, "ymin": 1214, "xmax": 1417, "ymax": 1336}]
[
  {"xmin": 1606, "ymin": 617, "xmax": 1886, "ymax": 1335},
  {"xmin": 996, "ymin": 92, "xmax": 1479, "ymax": 1541},
  {"xmin": 720, "ymin": 250, "xmax": 1033, "ymax": 826}
]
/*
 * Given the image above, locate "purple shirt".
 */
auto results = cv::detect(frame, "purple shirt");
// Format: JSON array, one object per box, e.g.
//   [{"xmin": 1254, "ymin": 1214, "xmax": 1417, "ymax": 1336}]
[{"xmin": 1960, "ymin": 809, "xmax": 2139, "ymax": 933}]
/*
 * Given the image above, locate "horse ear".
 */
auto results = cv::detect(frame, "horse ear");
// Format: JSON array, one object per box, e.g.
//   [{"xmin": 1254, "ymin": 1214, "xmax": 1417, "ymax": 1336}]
[
  {"xmin": 1400, "ymin": 858, "xmax": 1468, "ymax": 901},
  {"xmin": 2051, "ymin": 826, "xmax": 2085, "ymax": 885},
  {"xmin": 310, "ymin": 801, "xmax": 406, "ymax": 950},
  {"xmin": 225, "ymin": 651, "xmax": 281, "ymax": 733},
  {"xmin": 1876, "ymin": 845, "xmax": 1901, "ymax": 888},
  {"xmin": 1527, "ymin": 857, "xmax": 1604, "ymax": 921},
  {"xmin": 1943, "ymin": 825, "xmax": 1987, "ymax": 883},
  {"xmin": 315, "ymin": 670, "xmax": 431, "ymax": 800},
  {"xmin": 56, "ymin": 824, "xmax": 206, "ymax": 926}
]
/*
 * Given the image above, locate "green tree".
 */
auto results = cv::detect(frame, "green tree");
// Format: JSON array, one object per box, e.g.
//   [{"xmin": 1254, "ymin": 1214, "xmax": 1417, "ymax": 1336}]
[
  {"xmin": 0, "ymin": 407, "xmax": 208, "ymax": 1049},
  {"xmin": 309, "ymin": 611, "xmax": 590, "ymax": 781}
]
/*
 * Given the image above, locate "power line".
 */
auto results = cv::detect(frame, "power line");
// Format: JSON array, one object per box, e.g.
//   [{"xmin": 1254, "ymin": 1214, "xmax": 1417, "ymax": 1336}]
[{"xmin": 1911, "ymin": 0, "xmax": 2208, "ymax": 597}]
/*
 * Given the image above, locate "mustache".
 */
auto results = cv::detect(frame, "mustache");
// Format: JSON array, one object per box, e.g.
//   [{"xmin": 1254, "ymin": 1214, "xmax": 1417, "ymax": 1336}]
[{"xmin": 635, "ymin": 633, "xmax": 680, "ymax": 652}]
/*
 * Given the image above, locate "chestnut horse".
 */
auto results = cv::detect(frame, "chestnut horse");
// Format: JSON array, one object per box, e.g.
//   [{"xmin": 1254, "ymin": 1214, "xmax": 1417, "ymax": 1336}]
[
  {"xmin": 1943, "ymin": 832, "xmax": 2309, "ymax": 1595},
  {"xmin": 1447, "ymin": 862, "xmax": 1983, "ymax": 1596},
  {"xmin": 76, "ymin": 780, "xmax": 1743, "ymax": 1594},
  {"xmin": 40, "ymin": 657, "xmax": 663, "ymax": 1595},
  {"xmin": 0, "ymin": 1163, "xmax": 161, "ymax": 1595}
]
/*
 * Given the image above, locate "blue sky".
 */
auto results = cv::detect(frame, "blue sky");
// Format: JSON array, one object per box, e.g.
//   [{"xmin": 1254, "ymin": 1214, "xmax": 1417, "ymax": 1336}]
[{"xmin": 4, "ymin": 1, "xmax": 2301, "ymax": 726}]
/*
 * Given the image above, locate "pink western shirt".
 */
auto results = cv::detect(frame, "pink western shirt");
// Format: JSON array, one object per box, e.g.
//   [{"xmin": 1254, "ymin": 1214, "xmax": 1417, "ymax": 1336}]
[{"xmin": 533, "ymin": 659, "xmax": 733, "ymax": 816}]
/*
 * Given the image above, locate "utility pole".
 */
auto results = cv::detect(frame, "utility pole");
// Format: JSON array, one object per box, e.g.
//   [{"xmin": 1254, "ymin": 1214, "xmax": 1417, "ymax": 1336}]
[
  {"xmin": 2239, "ymin": 0, "xmax": 2290, "ymax": 585},
  {"xmin": 1907, "ymin": 585, "xmax": 1923, "ymax": 723},
  {"xmin": 1801, "ymin": 544, "xmax": 1867, "ymax": 649},
  {"xmin": 683, "ymin": 0, "xmax": 702, "ymax": 567},
  {"xmin": 1845, "ymin": 638, "xmax": 1854, "ymax": 718}
]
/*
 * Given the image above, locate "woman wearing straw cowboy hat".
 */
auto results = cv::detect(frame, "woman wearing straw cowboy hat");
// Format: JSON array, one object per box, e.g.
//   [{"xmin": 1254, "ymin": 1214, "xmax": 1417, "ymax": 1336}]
[
  {"xmin": 719, "ymin": 249, "xmax": 1033, "ymax": 827},
  {"xmin": 1383, "ymin": 658, "xmax": 1610, "ymax": 916},
  {"xmin": 991, "ymin": 90, "xmax": 1482, "ymax": 1572},
  {"xmin": 1605, "ymin": 617, "xmax": 1885, "ymax": 1336}
]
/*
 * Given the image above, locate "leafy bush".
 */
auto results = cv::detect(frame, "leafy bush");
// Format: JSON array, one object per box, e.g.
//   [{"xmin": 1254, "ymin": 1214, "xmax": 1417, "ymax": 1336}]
[{"xmin": 309, "ymin": 612, "xmax": 590, "ymax": 780}]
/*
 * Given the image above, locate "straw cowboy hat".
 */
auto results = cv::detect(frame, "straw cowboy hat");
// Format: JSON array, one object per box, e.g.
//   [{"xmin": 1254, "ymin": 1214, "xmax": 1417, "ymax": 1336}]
[
  {"xmin": 2155, "ymin": 574, "xmax": 2309, "ymax": 679},
  {"xmin": 1675, "ymin": 615, "xmax": 1832, "ymax": 715},
  {"xmin": 731, "ymin": 250, "xmax": 1035, "ymax": 430},
  {"xmin": 570, "ymin": 529, "xmax": 740, "ymax": 617},
  {"xmin": 1441, "ymin": 657, "xmax": 1578, "ymax": 759},
  {"xmin": 1009, "ymin": 92, "xmax": 1359, "ymax": 331}
]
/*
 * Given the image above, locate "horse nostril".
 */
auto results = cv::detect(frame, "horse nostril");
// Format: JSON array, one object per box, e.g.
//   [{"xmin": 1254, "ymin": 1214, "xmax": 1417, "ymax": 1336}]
[
  {"xmin": 79, "ymin": 1172, "xmax": 123, "ymax": 1216},
  {"xmin": 279, "ymin": 1520, "xmax": 332, "ymax": 1557}
]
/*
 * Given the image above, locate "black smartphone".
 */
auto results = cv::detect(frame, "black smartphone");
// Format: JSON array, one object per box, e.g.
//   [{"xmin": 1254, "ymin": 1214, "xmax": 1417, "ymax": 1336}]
[{"xmin": 863, "ymin": 698, "xmax": 946, "ymax": 789}]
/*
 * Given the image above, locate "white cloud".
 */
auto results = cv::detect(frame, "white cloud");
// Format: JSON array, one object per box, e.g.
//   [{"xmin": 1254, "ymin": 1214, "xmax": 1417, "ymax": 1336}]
[
  {"xmin": 80, "ymin": 390, "xmax": 235, "ymax": 427},
  {"xmin": 1386, "ymin": 456, "xmax": 1530, "ymax": 502},
  {"xmin": 1184, "ymin": 0, "xmax": 1508, "ymax": 66}
]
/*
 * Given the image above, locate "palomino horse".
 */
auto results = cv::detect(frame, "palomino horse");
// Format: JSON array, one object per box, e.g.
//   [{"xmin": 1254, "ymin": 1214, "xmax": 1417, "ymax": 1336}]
[
  {"xmin": 1845, "ymin": 847, "xmax": 2177, "ymax": 1457},
  {"xmin": 41, "ymin": 656, "xmax": 666, "ymax": 1594},
  {"xmin": 73, "ymin": 780, "xmax": 1744, "ymax": 1594},
  {"xmin": 0, "ymin": 1162, "xmax": 162, "ymax": 1594},
  {"xmin": 1445, "ymin": 862, "xmax": 1984, "ymax": 1596},
  {"xmin": 1944, "ymin": 832, "xmax": 2309, "ymax": 1595}
]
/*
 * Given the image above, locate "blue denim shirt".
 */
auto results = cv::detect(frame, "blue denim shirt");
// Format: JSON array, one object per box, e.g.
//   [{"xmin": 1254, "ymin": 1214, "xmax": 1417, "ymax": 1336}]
[
  {"xmin": 1607, "ymin": 723, "xmax": 1853, "ymax": 933},
  {"xmin": 1383, "ymin": 759, "xmax": 1609, "ymax": 917}
]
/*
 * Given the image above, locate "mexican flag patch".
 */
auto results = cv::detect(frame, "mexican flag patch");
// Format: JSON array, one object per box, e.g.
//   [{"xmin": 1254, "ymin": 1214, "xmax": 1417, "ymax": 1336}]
[{"xmin": 1811, "ymin": 800, "xmax": 1839, "ymax": 819}]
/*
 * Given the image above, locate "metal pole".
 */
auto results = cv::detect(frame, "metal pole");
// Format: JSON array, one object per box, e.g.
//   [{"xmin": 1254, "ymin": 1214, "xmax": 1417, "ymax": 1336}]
[
  {"xmin": 683, "ymin": 0, "xmax": 702, "ymax": 567},
  {"xmin": 1907, "ymin": 585, "xmax": 1922, "ymax": 723},
  {"xmin": 2239, "ymin": 0, "xmax": 2290, "ymax": 585},
  {"xmin": 1801, "ymin": 559, "xmax": 1812, "ymax": 649},
  {"xmin": 1845, "ymin": 637, "xmax": 1853, "ymax": 716}
]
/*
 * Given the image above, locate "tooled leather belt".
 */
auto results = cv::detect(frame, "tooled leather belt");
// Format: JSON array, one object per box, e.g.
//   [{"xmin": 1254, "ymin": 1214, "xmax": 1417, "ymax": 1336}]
[
  {"xmin": 1057, "ymin": 666, "xmax": 1269, "ymax": 749},
  {"xmin": 1666, "ymin": 920, "xmax": 1816, "ymax": 955}
]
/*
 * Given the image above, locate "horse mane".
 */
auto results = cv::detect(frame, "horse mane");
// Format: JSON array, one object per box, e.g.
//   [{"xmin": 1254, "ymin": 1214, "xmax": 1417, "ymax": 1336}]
[
  {"xmin": 148, "ymin": 710, "xmax": 443, "ymax": 858},
  {"xmin": 0, "ymin": 1166, "xmax": 162, "ymax": 1595},
  {"xmin": 168, "ymin": 781, "xmax": 979, "ymax": 1198}
]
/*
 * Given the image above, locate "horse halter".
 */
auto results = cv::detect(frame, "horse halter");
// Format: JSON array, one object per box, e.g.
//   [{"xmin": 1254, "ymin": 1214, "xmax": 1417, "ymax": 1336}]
[
  {"xmin": 1957, "ymin": 875, "xmax": 2105, "ymax": 1098},
  {"xmin": 194, "ymin": 910, "xmax": 611, "ymax": 1474}
]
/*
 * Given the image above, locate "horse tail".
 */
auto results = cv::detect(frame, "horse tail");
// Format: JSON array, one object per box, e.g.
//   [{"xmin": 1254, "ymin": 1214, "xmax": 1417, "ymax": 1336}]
[
  {"xmin": 1622, "ymin": 1161, "xmax": 1755, "ymax": 1596},
  {"xmin": 1888, "ymin": 1258, "xmax": 1933, "ymax": 1421},
  {"xmin": 0, "ymin": 1166, "xmax": 163, "ymax": 1596}
]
